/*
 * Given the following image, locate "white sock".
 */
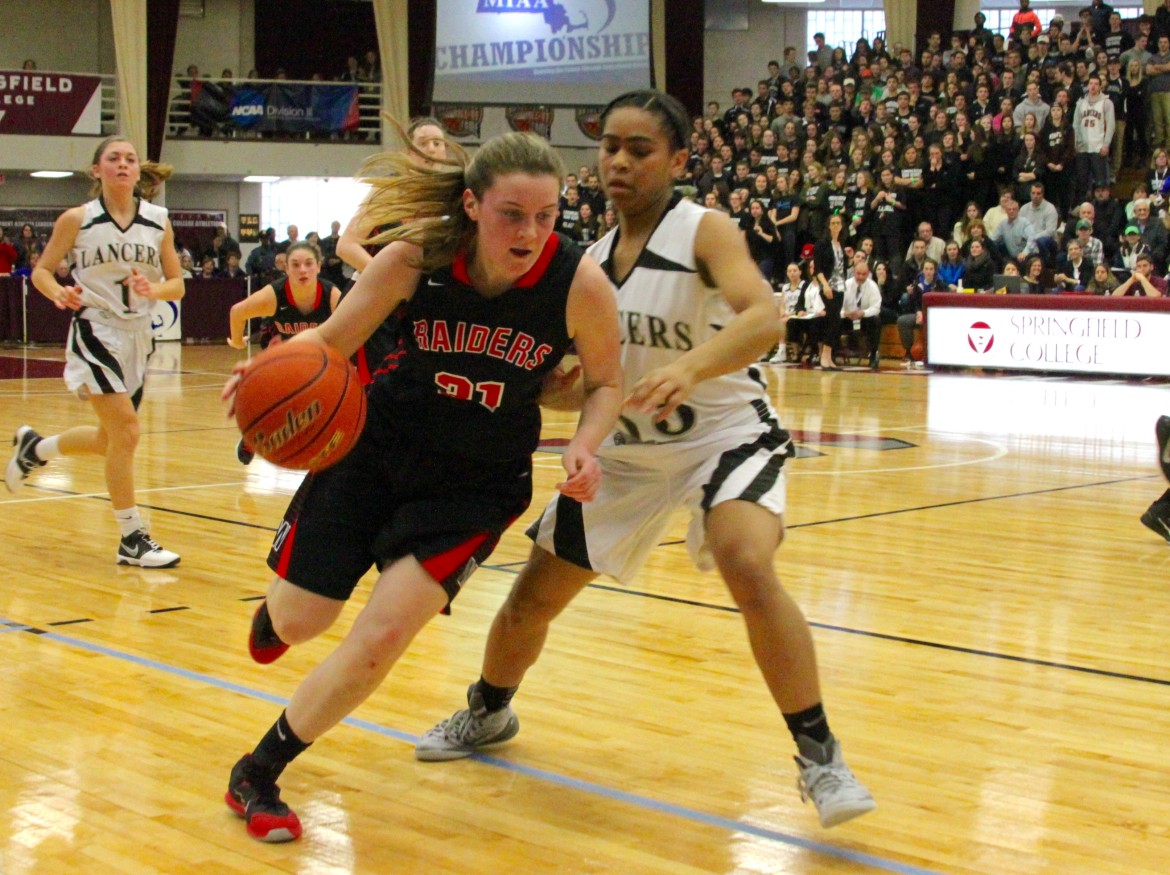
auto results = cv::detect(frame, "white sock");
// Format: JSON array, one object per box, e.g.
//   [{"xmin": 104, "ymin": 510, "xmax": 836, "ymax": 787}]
[
  {"xmin": 34, "ymin": 435, "xmax": 60, "ymax": 461},
  {"xmin": 114, "ymin": 506, "xmax": 143, "ymax": 538}
]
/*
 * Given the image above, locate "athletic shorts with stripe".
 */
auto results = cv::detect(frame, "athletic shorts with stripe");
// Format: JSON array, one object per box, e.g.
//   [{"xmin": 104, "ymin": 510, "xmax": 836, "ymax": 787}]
[
  {"xmin": 268, "ymin": 406, "xmax": 532, "ymax": 603},
  {"xmin": 527, "ymin": 414, "xmax": 793, "ymax": 585},
  {"xmin": 64, "ymin": 315, "xmax": 154, "ymax": 408}
]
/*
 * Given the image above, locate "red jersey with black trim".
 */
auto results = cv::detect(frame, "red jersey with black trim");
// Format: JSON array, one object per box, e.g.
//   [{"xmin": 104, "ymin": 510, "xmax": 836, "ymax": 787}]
[
  {"xmin": 260, "ymin": 276, "xmax": 336, "ymax": 348},
  {"xmin": 367, "ymin": 232, "xmax": 579, "ymax": 463}
]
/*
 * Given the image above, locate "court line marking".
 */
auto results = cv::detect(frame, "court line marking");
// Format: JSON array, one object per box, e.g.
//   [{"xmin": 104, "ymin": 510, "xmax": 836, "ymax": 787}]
[{"xmin": 3, "ymin": 619, "xmax": 943, "ymax": 875}]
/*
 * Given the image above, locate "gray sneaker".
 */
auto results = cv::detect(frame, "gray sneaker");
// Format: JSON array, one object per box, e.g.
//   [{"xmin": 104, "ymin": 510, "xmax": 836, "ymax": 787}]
[
  {"xmin": 794, "ymin": 736, "xmax": 876, "ymax": 828},
  {"xmin": 117, "ymin": 530, "xmax": 181, "ymax": 568},
  {"xmin": 415, "ymin": 685, "xmax": 519, "ymax": 761},
  {"xmin": 5, "ymin": 426, "xmax": 45, "ymax": 493}
]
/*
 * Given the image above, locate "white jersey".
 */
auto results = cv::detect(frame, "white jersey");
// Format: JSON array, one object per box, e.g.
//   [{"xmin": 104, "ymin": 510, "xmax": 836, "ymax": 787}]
[
  {"xmin": 71, "ymin": 197, "xmax": 168, "ymax": 325},
  {"xmin": 588, "ymin": 195, "xmax": 777, "ymax": 446}
]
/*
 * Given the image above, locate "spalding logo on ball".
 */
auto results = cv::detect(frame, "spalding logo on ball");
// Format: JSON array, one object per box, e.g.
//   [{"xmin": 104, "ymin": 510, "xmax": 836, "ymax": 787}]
[{"xmin": 234, "ymin": 343, "xmax": 367, "ymax": 471}]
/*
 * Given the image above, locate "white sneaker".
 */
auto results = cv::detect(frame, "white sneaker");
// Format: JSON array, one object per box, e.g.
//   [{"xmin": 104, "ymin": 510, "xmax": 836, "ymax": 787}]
[
  {"xmin": 900, "ymin": 357, "xmax": 912, "ymax": 368},
  {"xmin": 415, "ymin": 685, "xmax": 519, "ymax": 761},
  {"xmin": 116, "ymin": 530, "xmax": 181, "ymax": 568},
  {"xmin": 795, "ymin": 736, "xmax": 876, "ymax": 828},
  {"xmin": 913, "ymin": 360, "xmax": 925, "ymax": 369},
  {"xmin": 5, "ymin": 425, "xmax": 46, "ymax": 493}
]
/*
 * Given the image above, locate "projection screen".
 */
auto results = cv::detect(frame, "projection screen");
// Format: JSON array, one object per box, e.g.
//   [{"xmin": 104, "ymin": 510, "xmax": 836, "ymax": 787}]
[{"xmin": 433, "ymin": 0, "xmax": 652, "ymax": 106}]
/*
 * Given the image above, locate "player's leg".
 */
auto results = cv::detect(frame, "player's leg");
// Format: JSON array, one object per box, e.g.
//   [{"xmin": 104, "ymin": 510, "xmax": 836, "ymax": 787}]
[
  {"xmin": 705, "ymin": 499, "xmax": 875, "ymax": 827},
  {"xmin": 415, "ymin": 543, "xmax": 597, "ymax": 761},
  {"xmin": 248, "ymin": 576, "xmax": 346, "ymax": 664},
  {"xmin": 228, "ymin": 555, "xmax": 447, "ymax": 842},
  {"xmin": 1140, "ymin": 414, "xmax": 1170, "ymax": 542}
]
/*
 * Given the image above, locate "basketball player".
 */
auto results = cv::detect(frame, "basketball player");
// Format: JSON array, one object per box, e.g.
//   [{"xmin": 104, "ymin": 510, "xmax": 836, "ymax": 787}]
[
  {"xmin": 336, "ymin": 116, "xmax": 448, "ymax": 384},
  {"xmin": 1140, "ymin": 415, "xmax": 1170, "ymax": 542},
  {"xmin": 228, "ymin": 240, "xmax": 341, "ymax": 464},
  {"xmin": 416, "ymin": 90, "xmax": 876, "ymax": 829},
  {"xmin": 221, "ymin": 130, "xmax": 623, "ymax": 842},
  {"xmin": 6, "ymin": 136, "xmax": 185, "ymax": 568}
]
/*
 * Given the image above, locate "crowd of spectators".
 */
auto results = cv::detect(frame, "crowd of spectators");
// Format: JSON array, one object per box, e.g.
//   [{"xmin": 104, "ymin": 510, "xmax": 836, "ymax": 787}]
[{"xmin": 666, "ymin": 1, "xmax": 1170, "ymax": 364}]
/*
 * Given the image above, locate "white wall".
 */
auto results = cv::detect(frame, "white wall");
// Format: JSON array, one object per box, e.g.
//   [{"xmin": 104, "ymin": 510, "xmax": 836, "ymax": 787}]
[
  {"xmin": 174, "ymin": 0, "xmax": 255, "ymax": 78},
  {"xmin": 704, "ymin": 6, "xmax": 806, "ymax": 112},
  {"xmin": 0, "ymin": 0, "xmax": 115, "ymax": 74}
]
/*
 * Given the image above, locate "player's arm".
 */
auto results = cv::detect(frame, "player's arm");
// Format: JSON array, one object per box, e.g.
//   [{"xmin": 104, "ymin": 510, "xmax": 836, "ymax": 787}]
[
  {"xmin": 228, "ymin": 285, "xmax": 278, "ymax": 349},
  {"xmin": 137, "ymin": 219, "xmax": 186, "ymax": 301},
  {"xmin": 328, "ymin": 284, "xmax": 343, "ymax": 311},
  {"xmin": 627, "ymin": 211, "xmax": 779, "ymax": 420},
  {"xmin": 336, "ymin": 205, "xmax": 374, "ymax": 273},
  {"xmin": 303, "ymin": 240, "xmax": 421, "ymax": 359},
  {"xmin": 31, "ymin": 207, "xmax": 84, "ymax": 310}
]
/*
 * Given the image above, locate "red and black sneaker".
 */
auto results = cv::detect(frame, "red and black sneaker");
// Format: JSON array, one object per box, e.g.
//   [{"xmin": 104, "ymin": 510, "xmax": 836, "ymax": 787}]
[
  {"xmin": 248, "ymin": 601, "xmax": 289, "ymax": 664},
  {"xmin": 225, "ymin": 754, "xmax": 302, "ymax": 842}
]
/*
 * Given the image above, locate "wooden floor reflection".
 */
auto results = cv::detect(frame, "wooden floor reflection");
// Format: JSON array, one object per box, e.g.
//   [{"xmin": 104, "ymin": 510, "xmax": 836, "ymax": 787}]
[{"xmin": 0, "ymin": 344, "xmax": 1167, "ymax": 874}]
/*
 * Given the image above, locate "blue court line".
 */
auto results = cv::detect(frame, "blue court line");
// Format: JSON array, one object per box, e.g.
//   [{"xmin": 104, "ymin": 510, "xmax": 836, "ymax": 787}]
[{"xmin": 1, "ymin": 618, "xmax": 946, "ymax": 875}]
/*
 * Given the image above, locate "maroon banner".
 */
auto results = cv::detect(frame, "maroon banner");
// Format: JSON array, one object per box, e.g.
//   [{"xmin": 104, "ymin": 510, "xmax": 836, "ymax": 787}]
[
  {"xmin": 0, "ymin": 71, "xmax": 103, "ymax": 135},
  {"xmin": 433, "ymin": 104, "xmax": 484, "ymax": 139},
  {"xmin": 505, "ymin": 106, "xmax": 553, "ymax": 139}
]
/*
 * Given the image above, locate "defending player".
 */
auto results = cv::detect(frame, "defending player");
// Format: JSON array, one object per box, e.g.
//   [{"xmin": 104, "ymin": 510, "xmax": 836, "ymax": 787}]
[{"xmin": 416, "ymin": 90, "xmax": 876, "ymax": 829}]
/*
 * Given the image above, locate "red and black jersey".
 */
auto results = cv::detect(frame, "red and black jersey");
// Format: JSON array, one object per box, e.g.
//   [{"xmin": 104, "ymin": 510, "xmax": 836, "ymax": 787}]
[
  {"xmin": 260, "ymin": 277, "xmax": 336, "ymax": 349},
  {"xmin": 367, "ymin": 232, "xmax": 579, "ymax": 464}
]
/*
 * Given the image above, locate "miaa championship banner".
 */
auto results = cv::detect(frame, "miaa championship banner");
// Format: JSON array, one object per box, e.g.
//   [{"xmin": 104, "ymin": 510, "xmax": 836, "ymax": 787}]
[{"xmin": 0, "ymin": 71, "xmax": 103, "ymax": 135}]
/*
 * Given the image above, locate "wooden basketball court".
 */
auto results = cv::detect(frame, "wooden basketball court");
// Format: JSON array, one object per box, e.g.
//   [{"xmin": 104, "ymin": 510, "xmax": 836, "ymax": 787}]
[{"xmin": 0, "ymin": 343, "xmax": 1167, "ymax": 874}]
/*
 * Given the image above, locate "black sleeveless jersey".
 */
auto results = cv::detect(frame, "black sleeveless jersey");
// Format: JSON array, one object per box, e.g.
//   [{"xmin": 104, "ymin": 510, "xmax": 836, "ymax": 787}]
[
  {"xmin": 260, "ymin": 277, "xmax": 336, "ymax": 348},
  {"xmin": 367, "ymin": 232, "xmax": 579, "ymax": 464}
]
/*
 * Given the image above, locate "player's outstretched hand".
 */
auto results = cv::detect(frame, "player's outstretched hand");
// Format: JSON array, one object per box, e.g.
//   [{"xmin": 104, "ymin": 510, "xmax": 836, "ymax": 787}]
[
  {"xmin": 557, "ymin": 442, "xmax": 601, "ymax": 502},
  {"xmin": 626, "ymin": 363, "xmax": 695, "ymax": 422}
]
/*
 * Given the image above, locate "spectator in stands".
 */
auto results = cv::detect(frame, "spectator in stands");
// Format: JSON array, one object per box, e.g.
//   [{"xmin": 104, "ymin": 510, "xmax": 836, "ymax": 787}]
[
  {"xmin": 0, "ymin": 229, "xmax": 18, "ymax": 276},
  {"xmin": 212, "ymin": 223, "xmax": 241, "ymax": 271},
  {"xmin": 1013, "ymin": 132, "xmax": 1044, "ymax": 203},
  {"xmin": 1087, "ymin": 261, "xmax": 1120, "ymax": 294},
  {"xmin": 21, "ymin": 59, "xmax": 36, "ymax": 71},
  {"xmin": 178, "ymin": 252, "xmax": 194, "ymax": 278},
  {"xmin": 938, "ymin": 241, "xmax": 966, "ymax": 291},
  {"xmin": 963, "ymin": 238, "xmax": 997, "ymax": 290},
  {"xmin": 1147, "ymin": 35, "xmax": 1170, "ymax": 151},
  {"xmin": 319, "ymin": 220, "xmax": 344, "ymax": 285},
  {"xmin": 1019, "ymin": 182, "xmax": 1060, "ymax": 246},
  {"xmin": 1042, "ymin": 103, "xmax": 1077, "ymax": 216},
  {"xmin": 745, "ymin": 199, "xmax": 777, "ymax": 281},
  {"xmin": 1071, "ymin": 218, "xmax": 1105, "ymax": 265},
  {"xmin": 898, "ymin": 258, "xmax": 941, "ymax": 367},
  {"xmin": 993, "ymin": 198, "xmax": 1042, "ymax": 262},
  {"xmin": 339, "ymin": 56, "xmax": 361, "ymax": 83},
  {"xmin": 1113, "ymin": 252, "xmax": 1167, "ymax": 294},
  {"xmin": 697, "ymin": 156, "xmax": 731, "ymax": 208},
  {"xmin": 1074, "ymin": 75, "xmax": 1115, "ymax": 199},
  {"xmin": 222, "ymin": 252, "xmax": 245, "ymax": 279},
  {"xmin": 1132, "ymin": 198, "xmax": 1169, "ymax": 267},
  {"xmin": 1053, "ymin": 240, "xmax": 1093, "ymax": 290},
  {"xmin": 841, "ymin": 260, "xmax": 883, "ymax": 369},
  {"xmin": 1013, "ymin": 80, "xmax": 1051, "ymax": 130},
  {"xmin": 906, "ymin": 220, "xmax": 945, "ymax": 265},
  {"xmin": 13, "ymin": 224, "xmax": 40, "ymax": 269},
  {"xmin": 1020, "ymin": 255, "xmax": 1046, "ymax": 293},
  {"xmin": 247, "ymin": 228, "xmax": 277, "ymax": 277},
  {"xmin": 576, "ymin": 202, "xmax": 601, "ymax": 250},
  {"xmin": 812, "ymin": 212, "xmax": 848, "ymax": 369},
  {"xmin": 195, "ymin": 255, "xmax": 220, "ymax": 280},
  {"xmin": 358, "ymin": 49, "xmax": 380, "ymax": 83},
  {"xmin": 902, "ymin": 238, "xmax": 929, "ymax": 292},
  {"xmin": 276, "ymin": 224, "xmax": 299, "ymax": 254}
]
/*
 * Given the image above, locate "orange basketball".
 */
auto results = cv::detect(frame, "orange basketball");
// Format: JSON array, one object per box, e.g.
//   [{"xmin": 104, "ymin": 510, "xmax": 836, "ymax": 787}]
[
  {"xmin": 234, "ymin": 342, "xmax": 366, "ymax": 471},
  {"xmin": 910, "ymin": 338, "xmax": 926, "ymax": 362}
]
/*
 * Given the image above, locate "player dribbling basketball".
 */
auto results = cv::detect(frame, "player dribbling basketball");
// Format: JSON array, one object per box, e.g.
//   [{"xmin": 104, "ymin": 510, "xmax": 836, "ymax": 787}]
[{"xmin": 220, "ymin": 129, "xmax": 623, "ymax": 842}]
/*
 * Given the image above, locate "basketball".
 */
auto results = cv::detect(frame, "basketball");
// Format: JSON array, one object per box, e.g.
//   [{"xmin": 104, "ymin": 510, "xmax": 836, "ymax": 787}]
[
  {"xmin": 234, "ymin": 342, "xmax": 366, "ymax": 471},
  {"xmin": 910, "ymin": 338, "xmax": 926, "ymax": 362}
]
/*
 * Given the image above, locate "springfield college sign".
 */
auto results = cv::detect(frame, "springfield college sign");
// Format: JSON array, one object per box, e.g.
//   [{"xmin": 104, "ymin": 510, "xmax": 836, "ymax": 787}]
[
  {"xmin": 0, "ymin": 71, "xmax": 103, "ymax": 135},
  {"xmin": 924, "ymin": 294, "xmax": 1170, "ymax": 377}
]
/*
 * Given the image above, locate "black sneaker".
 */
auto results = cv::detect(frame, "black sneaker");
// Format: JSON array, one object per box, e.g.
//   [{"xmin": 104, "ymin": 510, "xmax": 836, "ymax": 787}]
[
  {"xmin": 248, "ymin": 601, "xmax": 289, "ymax": 664},
  {"xmin": 225, "ymin": 754, "xmax": 302, "ymax": 842},
  {"xmin": 5, "ymin": 426, "xmax": 45, "ymax": 493},
  {"xmin": 117, "ymin": 530, "xmax": 181, "ymax": 568},
  {"xmin": 1157, "ymin": 415, "xmax": 1170, "ymax": 483},
  {"xmin": 1141, "ymin": 494, "xmax": 1170, "ymax": 544},
  {"xmin": 236, "ymin": 439, "xmax": 255, "ymax": 465}
]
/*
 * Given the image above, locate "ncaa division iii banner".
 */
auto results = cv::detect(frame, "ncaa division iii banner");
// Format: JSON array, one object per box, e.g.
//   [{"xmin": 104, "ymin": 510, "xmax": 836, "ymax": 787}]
[{"xmin": 191, "ymin": 80, "xmax": 359, "ymax": 133}]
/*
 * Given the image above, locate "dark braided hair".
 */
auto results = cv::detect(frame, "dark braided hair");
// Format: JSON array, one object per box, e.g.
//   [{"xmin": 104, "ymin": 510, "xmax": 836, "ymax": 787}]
[{"xmin": 600, "ymin": 89, "xmax": 691, "ymax": 151}]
